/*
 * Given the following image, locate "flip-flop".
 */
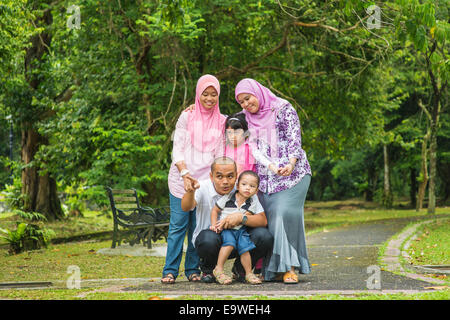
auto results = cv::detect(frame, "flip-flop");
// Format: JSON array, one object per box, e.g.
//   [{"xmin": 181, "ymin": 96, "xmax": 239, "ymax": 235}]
[
  {"xmin": 283, "ymin": 271, "xmax": 298, "ymax": 284},
  {"xmin": 188, "ymin": 273, "xmax": 201, "ymax": 282},
  {"xmin": 245, "ymin": 273, "xmax": 262, "ymax": 285},
  {"xmin": 161, "ymin": 273, "xmax": 175, "ymax": 284},
  {"xmin": 213, "ymin": 268, "xmax": 232, "ymax": 285}
]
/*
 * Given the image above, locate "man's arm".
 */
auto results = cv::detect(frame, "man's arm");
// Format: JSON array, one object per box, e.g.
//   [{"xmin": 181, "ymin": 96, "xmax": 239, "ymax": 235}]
[
  {"xmin": 245, "ymin": 211, "xmax": 267, "ymax": 227},
  {"xmin": 180, "ymin": 176, "xmax": 200, "ymax": 211},
  {"xmin": 218, "ymin": 211, "xmax": 267, "ymax": 230},
  {"xmin": 181, "ymin": 189, "xmax": 197, "ymax": 212}
]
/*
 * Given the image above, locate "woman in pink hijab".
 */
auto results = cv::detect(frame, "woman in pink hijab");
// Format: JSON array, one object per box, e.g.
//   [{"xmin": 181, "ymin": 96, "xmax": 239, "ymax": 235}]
[
  {"xmin": 163, "ymin": 75, "xmax": 226, "ymax": 284},
  {"xmin": 235, "ymin": 78, "xmax": 312, "ymax": 284}
]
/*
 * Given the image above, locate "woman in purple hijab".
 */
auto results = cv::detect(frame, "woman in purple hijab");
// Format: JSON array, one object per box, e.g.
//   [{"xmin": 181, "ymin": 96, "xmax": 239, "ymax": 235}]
[{"xmin": 235, "ymin": 78, "xmax": 312, "ymax": 284}]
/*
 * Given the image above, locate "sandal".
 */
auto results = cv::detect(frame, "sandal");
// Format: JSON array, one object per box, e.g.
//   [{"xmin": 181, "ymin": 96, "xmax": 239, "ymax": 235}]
[
  {"xmin": 245, "ymin": 272, "xmax": 262, "ymax": 285},
  {"xmin": 161, "ymin": 273, "xmax": 175, "ymax": 284},
  {"xmin": 283, "ymin": 271, "xmax": 298, "ymax": 284},
  {"xmin": 213, "ymin": 268, "xmax": 232, "ymax": 285},
  {"xmin": 188, "ymin": 273, "xmax": 201, "ymax": 282}
]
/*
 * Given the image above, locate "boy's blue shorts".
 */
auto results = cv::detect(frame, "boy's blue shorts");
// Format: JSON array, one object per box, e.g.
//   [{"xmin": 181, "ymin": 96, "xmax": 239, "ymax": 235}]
[{"xmin": 221, "ymin": 227, "xmax": 256, "ymax": 256}]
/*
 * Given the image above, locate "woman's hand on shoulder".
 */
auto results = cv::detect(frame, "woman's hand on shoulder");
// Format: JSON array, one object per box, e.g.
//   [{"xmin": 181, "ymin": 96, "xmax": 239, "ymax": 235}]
[{"xmin": 184, "ymin": 104, "xmax": 195, "ymax": 112}]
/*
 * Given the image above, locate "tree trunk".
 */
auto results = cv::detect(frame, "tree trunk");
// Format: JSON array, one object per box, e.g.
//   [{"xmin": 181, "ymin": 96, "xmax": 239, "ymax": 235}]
[
  {"xmin": 427, "ymin": 101, "xmax": 440, "ymax": 214},
  {"xmin": 441, "ymin": 163, "xmax": 450, "ymax": 205},
  {"xmin": 21, "ymin": 127, "xmax": 64, "ymax": 221},
  {"xmin": 416, "ymin": 129, "xmax": 429, "ymax": 211},
  {"xmin": 425, "ymin": 40, "xmax": 443, "ymax": 214},
  {"xmin": 21, "ymin": 6, "xmax": 63, "ymax": 221},
  {"xmin": 382, "ymin": 144, "xmax": 393, "ymax": 208},
  {"xmin": 409, "ymin": 167, "xmax": 417, "ymax": 208}
]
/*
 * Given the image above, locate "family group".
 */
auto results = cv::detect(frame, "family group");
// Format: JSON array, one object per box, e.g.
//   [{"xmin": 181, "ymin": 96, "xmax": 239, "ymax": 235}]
[{"xmin": 161, "ymin": 75, "xmax": 312, "ymax": 285}]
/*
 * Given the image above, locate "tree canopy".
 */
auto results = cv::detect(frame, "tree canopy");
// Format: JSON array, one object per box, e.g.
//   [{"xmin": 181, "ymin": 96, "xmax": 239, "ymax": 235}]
[{"xmin": 0, "ymin": 0, "xmax": 448, "ymax": 218}]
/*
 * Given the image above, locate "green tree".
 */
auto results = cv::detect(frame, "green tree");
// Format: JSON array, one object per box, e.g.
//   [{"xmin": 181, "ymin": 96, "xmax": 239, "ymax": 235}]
[
  {"xmin": 391, "ymin": 0, "xmax": 449, "ymax": 213},
  {"xmin": 1, "ymin": 0, "xmax": 66, "ymax": 220}
]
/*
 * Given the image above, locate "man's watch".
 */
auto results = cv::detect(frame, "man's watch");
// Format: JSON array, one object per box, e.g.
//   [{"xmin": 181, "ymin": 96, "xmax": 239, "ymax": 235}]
[{"xmin": 241, "ymin": 214, "xmax": 248, "ymax": 225}]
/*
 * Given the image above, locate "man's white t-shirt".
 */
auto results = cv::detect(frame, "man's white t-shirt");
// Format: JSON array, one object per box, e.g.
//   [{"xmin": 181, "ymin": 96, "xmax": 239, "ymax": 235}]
[{"xmin": 192, "ymin": 179, "xmax": 226, "ymax": 246}]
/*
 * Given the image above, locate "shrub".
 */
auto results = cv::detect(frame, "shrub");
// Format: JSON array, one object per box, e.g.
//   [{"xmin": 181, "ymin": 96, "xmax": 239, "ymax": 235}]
[{"xmin": 0, "ymin": 210, "xmax": 55, "ymax": 255}]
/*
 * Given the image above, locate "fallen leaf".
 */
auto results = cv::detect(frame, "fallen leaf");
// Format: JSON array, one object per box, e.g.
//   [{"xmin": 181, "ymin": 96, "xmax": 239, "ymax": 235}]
[
  {"xmin": 346, "ymin": 257, "xmax": 353, "ymax": 260},
  {"xmin": 148, "ymin": 296, "xmax": 160, "ymax": 300},
  {"xmin": 311, "ymin": 264, "xmax": 319, "ymax": 266},
  {"xmin": 88, "ymin": 249, "xmax": 96, "ymax": 254},
  {"xmin": 424, "ymin": 286, "xmax": 448, "ymax": 290}
]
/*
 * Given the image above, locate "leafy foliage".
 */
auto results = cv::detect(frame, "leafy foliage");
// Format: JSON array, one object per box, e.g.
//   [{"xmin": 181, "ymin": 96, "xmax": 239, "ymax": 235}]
[
  {"xmin": 0, "ymin": 0, "xmax": 448, "ymax": 213},
  {"xmin": 0, "ymin": 210, "xmax": 54, "ymax": 254}
]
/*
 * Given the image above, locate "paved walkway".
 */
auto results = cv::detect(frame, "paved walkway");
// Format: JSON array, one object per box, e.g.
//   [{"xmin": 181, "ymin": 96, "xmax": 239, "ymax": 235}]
[
  {"xmin": 108, "ymin": 215, "xmax": 447, "ymax": 297},
  {"xmin": 21, "ymin": 215, "xmax": 444, "ymax": 297}
]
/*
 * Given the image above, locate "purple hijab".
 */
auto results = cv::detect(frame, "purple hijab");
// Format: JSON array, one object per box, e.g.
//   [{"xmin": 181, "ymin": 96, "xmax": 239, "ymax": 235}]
[{"xmin": 235, "ymin": 78, "xmax": 288, "ymax": 159}]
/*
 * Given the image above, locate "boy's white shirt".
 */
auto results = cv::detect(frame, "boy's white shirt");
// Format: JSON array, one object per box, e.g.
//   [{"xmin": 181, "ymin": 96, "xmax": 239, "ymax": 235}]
[{"xmin": 215, "ymin": 191, "xmax": 264, "ymax": 230}]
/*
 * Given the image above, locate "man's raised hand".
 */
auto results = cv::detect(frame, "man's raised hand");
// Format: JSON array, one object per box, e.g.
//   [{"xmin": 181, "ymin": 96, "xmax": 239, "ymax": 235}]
[{"xmin": 183, "ymin": 174, "xmax": 200, "ymax": 192}]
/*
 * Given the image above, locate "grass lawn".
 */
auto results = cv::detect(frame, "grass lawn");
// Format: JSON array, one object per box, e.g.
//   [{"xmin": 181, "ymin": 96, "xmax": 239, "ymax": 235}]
[
  {"xmin": 304, "ymin": 199, "xmax": 449, "ymax": 233},
  {"xmin": 0, "ymin": 210, "xmax": 113, "ymax": 245},
  {"xmin": 0, "ymin": 240, "xmax": 166, "ymax": 283},
  {"xmin": 0, "ymin": 288, "xmax": 449, "ymax": 300},
  {"xmin": 407, "ymin": 218, "xmax": 450, "ymax": 265},
  {"xmin": 0, "ymin": 199, "xmax": 449, "ymax": 300}
]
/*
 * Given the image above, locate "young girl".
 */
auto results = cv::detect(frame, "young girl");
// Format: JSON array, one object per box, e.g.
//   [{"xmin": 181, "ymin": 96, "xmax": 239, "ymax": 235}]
[
  {"xmin": 223, "ymin": 113, "xmax": 255, "ymax": 177},
  {"xmin": 210, "ymin": 170, "xmax": 264, "ymax": 285}
]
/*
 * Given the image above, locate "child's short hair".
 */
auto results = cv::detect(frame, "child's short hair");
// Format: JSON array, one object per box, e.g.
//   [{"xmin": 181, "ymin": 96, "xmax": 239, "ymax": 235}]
[
  {"xmin": 225, "ymin": 112, "xmax": 248, "ymax": 132},
  {"xmin": 237, "ymin": 170, "xmax": 260, "ymax": 187}
]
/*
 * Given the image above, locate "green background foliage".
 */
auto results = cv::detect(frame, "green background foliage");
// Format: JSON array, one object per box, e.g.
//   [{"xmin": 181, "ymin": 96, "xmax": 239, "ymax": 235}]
[{"xmin": 0, "ymin": 0, "xmax": 448, "ymax": 212}]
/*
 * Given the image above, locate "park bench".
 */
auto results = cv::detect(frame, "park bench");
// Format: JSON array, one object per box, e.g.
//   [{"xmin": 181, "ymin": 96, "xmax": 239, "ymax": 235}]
[{"xmin": 106, "ymin": 187, "xmax": 170, "ymax": 249}]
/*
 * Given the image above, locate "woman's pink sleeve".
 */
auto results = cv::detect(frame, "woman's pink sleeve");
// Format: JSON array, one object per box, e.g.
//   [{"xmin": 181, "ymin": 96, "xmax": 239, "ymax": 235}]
[{"xmin": 172, "ymin": 112, "xmax": 187, "ymax": 164}]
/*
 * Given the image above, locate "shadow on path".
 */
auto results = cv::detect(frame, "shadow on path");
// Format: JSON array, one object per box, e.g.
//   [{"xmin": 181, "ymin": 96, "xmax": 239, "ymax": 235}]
[{"xmin": 123, "ymin": 216, "xmax": 447, "ymax": 295}]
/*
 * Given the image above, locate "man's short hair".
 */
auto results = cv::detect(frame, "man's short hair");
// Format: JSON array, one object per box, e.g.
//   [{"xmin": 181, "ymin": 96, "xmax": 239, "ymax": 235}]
[{"xmin": 211, "ymin": 156, "xmax": 236, "ymax": 173}]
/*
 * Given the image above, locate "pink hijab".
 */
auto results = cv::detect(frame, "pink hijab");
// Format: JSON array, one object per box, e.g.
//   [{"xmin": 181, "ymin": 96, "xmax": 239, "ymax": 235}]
[
  {"xmin": 235, "ymin": 78, "xmax": 288, "ymax": 157},
  {"xmin": 188, "ymin": 74, "xmax": 226, "ymax": 153}
]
